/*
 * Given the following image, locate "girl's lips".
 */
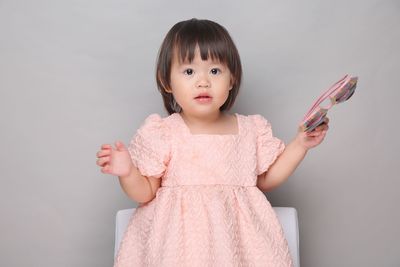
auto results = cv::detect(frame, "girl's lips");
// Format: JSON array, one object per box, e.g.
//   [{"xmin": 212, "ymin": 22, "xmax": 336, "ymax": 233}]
[
  {"xmin": 195, "ymin": 92, "xmax": 211, "ymax": 98},
  {"xmin": 195, "ymin": 96, "xmax": 212, "ymax": 103}
]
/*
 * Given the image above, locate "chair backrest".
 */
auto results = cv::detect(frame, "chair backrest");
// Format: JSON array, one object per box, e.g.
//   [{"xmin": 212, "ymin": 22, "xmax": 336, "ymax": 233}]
[{"xmin": 115, "ymin": 207, "xmax": 300, "ymax": 267}]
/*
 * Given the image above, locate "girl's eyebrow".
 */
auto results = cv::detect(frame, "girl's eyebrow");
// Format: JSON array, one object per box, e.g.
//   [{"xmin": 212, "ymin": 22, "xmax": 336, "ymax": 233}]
[
  {"xmin": 208, "ymin": 59, "xmax": 225, "ymax": 66},
  {"xmin": 175, "ymin": 58, "xmax": 191, "ymax": 65},
  {"xmin": 176, "ymin": 62, "xmax": 192, "ymax": 67},
  {"xmin": 178, "ymin": 60, "xmax": 224, "ymax": 66}
]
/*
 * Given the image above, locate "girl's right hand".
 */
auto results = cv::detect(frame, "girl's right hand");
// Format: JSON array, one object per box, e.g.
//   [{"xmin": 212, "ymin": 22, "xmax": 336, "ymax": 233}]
[{"xmin": 96, "ymin": 141, "xmax": 133, "ymax": 177}]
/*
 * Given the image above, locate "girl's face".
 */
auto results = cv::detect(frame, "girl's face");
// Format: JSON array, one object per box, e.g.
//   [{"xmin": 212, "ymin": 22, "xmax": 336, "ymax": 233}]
[{"xmin": 166, "ymin": 46, "xmax": 233, "ymax": 117}]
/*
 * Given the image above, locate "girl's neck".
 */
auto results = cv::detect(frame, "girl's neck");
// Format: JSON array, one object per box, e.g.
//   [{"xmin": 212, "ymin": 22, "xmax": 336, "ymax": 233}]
[
  {"xmin": 179, "ymin": 111, "xmax": 226, "ymax": 126},
  {"xmin": 178, "ymin": 111, "xmax": 238, "ymax": 135}
]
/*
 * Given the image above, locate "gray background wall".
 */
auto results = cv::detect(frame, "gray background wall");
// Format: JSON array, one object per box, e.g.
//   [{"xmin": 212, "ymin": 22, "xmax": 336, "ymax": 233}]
[{"xmin": 1, "ymin": 0, "xmax": 399, "ymax": 266}]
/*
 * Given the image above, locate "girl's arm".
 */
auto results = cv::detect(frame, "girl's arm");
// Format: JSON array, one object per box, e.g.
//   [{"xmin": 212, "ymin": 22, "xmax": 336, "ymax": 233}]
[
  {"xmin": 257, "ymin": 118, "xmax": 329, "ymax": 192},
  {"xmin": 97, "ymin": 142, "xmax": 160, "ymax": 204},
  {"xmin": 118, "ymin": 167, "xmax": 160, "ymax": 204}
]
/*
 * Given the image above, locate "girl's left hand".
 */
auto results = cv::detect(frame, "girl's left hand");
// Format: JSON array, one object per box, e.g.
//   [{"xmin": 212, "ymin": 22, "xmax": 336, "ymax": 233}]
[{"xmin": 295, "ymin": 117, "xmax": 329, "ymax": 150}]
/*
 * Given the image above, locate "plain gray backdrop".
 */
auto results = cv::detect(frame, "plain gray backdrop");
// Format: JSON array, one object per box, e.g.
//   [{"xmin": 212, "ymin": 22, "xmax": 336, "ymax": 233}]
[{"xmin": 1, "ymin": 0, "xmax": 399, "ymax": 266}]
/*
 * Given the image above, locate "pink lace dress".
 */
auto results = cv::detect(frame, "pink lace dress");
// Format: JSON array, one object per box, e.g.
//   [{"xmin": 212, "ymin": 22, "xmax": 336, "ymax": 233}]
[{"xmin": 114, "ymin": 112, "xmax": 294, "ymax": 267}]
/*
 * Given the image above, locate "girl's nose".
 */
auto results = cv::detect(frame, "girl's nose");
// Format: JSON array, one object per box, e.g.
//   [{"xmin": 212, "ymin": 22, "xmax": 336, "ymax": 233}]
[
  {"xmin": 196, "ymin": 71, "xmax": 211, "ymax": 88},
  {"xmin": 196, "ymin": 77, "xmax": 210, "ymax": 88}
]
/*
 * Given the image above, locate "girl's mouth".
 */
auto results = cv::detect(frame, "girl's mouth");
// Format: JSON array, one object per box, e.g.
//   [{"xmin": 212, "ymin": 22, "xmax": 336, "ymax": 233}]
[{"xmin": 195, "ymin": 96, "xmax": 212, "ymax": 103}]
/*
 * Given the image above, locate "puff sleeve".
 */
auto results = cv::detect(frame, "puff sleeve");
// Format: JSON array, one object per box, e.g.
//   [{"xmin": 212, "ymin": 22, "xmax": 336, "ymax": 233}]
[
  {"xmin": 128, "ymin": 113, "xmax": 171, "ymax": 178},
  {"xmin": 252, "ymin": 114, "xmax": 285, "ymax": 175}
]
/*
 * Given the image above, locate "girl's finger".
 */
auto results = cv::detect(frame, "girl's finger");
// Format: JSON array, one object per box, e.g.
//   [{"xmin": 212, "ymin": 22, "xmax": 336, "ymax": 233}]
[
  {"xmin": 101, "ymin": 144, "xmax": 112, "ymax": 149},
  {"xmin": 97, "ymin": 149, "xmax": 111, "ymax": 158},
  {"xmin": 320, "ymin": 124, "xmax": 329, "ymax": 132},
  {"xmin": 101, "ymin": 166, "xmax": 110, "ymax": 174},
  {"xmin": 314, "ymin": 122, "xmax": 329, "ymax": 132},
  {"xmin": 307, "ymin": 130, "xmax": 324, "ymax": 137},
  {"xmin": 97, "ymin": 156, "xmax": 110, "ymax": 166},
  {"xmin": 115, "ymin": 141, "xmax": 126, "ymax": 151}
]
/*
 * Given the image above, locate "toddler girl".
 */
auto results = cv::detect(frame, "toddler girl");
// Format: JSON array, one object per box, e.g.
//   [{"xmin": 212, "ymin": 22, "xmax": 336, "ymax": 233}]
[{"xmin": 96, "ymin": 18, "xmax": 329, "ymax": 267}]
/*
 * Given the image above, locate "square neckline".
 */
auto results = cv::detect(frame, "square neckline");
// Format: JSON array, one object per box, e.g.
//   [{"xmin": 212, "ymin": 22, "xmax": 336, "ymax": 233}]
[{"xmin": 175, "ymin": 112, "xmax": 241, "ymax": 136}]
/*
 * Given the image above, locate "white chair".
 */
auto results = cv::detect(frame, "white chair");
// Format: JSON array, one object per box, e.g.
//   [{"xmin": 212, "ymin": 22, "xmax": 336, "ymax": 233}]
[{"xmin": 115, "ymin": 207, "xmax": 300, "ymax": 267}]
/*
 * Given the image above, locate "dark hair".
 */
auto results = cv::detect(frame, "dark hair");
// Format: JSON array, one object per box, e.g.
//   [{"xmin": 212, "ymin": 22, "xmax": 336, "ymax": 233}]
[{"xmin": 156, "ymin": 18, "xmax": 242, "ymax": 115}]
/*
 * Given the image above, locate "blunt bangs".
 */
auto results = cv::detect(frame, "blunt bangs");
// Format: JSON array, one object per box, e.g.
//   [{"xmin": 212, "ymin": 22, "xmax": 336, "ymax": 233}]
[{"xmin": 173, "ymin": 20, "xmax": 229, "ymax": 64}]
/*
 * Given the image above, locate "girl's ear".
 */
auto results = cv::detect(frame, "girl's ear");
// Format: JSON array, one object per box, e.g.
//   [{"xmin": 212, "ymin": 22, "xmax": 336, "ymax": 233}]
[{"xmin": 229, "ymin": 75, "xmax": 234, "ymax": 90}]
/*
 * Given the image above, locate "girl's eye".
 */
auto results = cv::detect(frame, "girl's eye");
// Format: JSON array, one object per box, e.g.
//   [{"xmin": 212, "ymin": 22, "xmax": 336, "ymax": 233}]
[
  {"xmin": 184, "ymin": 69, "xmax": 193, "ymax": 75},
  {"xmin": 211, "ymin": 68, "xmax": 221, "ymax": 75}
]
